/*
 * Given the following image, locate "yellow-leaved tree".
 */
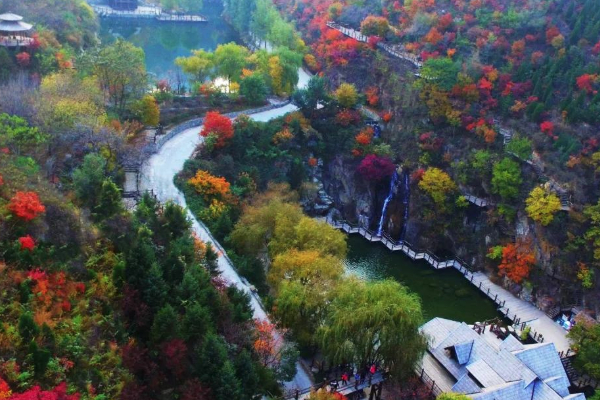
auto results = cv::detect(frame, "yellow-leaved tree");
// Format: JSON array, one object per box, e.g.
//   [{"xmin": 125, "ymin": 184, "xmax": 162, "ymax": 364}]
[
  {"xmin": 335, "ymin": 82, "xmax": 358, "ymax": 108},
  {"xmin": 525, "ymin": 186, "xmax": 561, "ymax": 226},
  {"xmin": 37, "ymin": 71, "xmax": 107, "ymax": 132},
  {"xmin": 418, "ymin": 167, "xmax": 457, "ymax": 206}
]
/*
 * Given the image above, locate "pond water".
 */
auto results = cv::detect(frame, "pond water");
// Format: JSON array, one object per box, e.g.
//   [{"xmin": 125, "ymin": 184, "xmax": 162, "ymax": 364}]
[
  {"xmin": 99, "ymin": 2, "xmax": 241, "ymax": 83},
  {"xmin": 344, "ymin": 235, "xmax": 500, "ymax": 323}
]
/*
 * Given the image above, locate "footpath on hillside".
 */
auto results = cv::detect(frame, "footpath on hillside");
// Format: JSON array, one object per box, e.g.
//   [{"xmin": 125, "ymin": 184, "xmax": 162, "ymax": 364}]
[{"xmin": 139, "ymin": 88, "xmax": 315, "ymax": 393}]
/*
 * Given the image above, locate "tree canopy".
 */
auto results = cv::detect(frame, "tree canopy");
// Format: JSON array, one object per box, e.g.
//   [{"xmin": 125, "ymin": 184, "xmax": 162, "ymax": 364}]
[{"xmin": 317, "ymin": 278, "xmax": 426, "ymax": 379}]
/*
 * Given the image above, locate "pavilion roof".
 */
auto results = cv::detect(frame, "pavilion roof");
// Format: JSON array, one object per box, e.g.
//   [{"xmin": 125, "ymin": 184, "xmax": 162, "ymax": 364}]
[
  {"xmin": 0, "ymin": 20, "xmax": 32, "ymax": 32},
  {"xmin": 0, "ymin": 12, "xmax": 24, "ymax": 21}
]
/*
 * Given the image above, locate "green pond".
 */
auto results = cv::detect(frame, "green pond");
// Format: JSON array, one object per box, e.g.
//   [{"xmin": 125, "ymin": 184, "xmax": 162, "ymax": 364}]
[
  {"xmin": 344, "ymin": 235, "xmax": 500, "ymax": 323},
  {"xmin": 99, "ymin": 2, "xmax": 241, "ymax": 82}
]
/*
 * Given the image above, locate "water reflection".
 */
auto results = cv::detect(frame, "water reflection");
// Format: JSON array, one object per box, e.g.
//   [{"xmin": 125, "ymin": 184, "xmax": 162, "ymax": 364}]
[
  {"xmin": 344, "ymin": 235, "xmax": 500, "ymax": 323},
  {"xmin": 99, "ymin": 2, "xmax": 241, "ymax": 82}
]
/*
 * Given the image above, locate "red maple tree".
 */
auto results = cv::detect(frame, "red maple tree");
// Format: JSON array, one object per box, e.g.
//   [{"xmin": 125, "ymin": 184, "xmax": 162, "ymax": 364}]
[
  {"xmin": 200, "ymin": 111, "xmax": 234, "ymax": 149},
  {"xmin": 18, "ymin": 235, "xmax": 36, "ymax": 251},
  {"xmin": 357, "ymin": 155, "xmax": 395, "ymax": 181},
  {"xmin": 8, "ymin": 382, "xmax": 80, "ymax": 400},
  {"xmin": 576, "ymin": 74, "xmax": 597, "ymax": 93},
  {"xmin": 540, "ymin": 121, "xmax": 555, "ymax": 137},
  {"xmin": 15, "ymin": 52, "xmax": 31, "ymax": 67},
  {"xmin": 8, "ymin": 191, "xmax": 46, "ymax": 221}
]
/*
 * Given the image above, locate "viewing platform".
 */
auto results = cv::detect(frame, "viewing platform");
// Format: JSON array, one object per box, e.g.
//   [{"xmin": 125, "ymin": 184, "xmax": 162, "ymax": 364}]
[
  {"xmin": 0, "ymin": 12, "xmax": 34, "ymax": 48},
  {"xmin": 0, "ymin": 35, "xmax": 34, "ymax": 47},
  {"xmin": 91, "ymin": 5, "xmax": 207, "ymax": 22}
]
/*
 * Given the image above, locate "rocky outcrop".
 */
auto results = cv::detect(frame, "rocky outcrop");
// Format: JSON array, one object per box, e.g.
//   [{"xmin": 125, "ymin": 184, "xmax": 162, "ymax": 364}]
[{"xmin": 323, "ymin": 155, "xmax": 376, "ymax": 225}]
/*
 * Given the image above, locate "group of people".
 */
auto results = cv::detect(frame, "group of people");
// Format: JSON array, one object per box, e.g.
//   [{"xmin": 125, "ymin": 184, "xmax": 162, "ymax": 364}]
[{"xmin": 328, "ymin": 363, "xmax": 378, "ymax": 393}]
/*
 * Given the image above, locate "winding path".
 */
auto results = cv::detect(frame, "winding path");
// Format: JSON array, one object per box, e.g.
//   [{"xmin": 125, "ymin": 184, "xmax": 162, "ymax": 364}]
[{"xmin": 140, "ymin": 68, "xmax": 313, "ymax": 391}]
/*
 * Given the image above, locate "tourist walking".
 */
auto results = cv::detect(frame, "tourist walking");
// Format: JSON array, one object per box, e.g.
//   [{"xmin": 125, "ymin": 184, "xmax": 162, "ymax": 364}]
[
  {"xmin": 329, "ymin": 379, "xmax": 339, "ymax": 393},
  {"xmin": 341, "ymin": 372, "xmax": 348, "ymax": 385}
]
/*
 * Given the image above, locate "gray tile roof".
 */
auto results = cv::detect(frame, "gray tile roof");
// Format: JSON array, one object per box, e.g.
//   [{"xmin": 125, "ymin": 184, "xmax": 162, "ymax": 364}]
[
  {"xmin": 500, "ymin": 334, "xmax": 525, "ymax": 352},
  {"xmin": 419, "ymin": 318, "xmax": 585, "ymax": 400},
  {"xmin": 452, "ymin": 373, "xmax": 481, "ymax": 394},
  {"xmin": 513, "ymin": 343, "xmax": 569, "ymax": 397},
  {"xmin": 454, "ymin": 340, "xmax": 475, "ymax": 365},
  {"xmin": 467, "ymin": 359, "xmax": 506, "ymax": 388}
]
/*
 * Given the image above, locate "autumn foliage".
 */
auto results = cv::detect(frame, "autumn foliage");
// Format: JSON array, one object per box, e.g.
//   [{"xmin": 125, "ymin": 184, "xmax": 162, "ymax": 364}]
[
  {"xmin": 5, "ymin": 382, "xmax": 80, "ymax": 400},
  {"xmin": 13, "ymin": 269, "xmax": 85, "ymax": 319},
  {"xmin": 540, "ymin": 121, "xmax": 556, "ymax": 139},
  {"xmin": 355, "ymin": 127, "xmax": 374, "ymax": 146},
  {"xmin": 357, "ymin": 154, "xmax": 395, "ymax": 181},
  {"xmin": 18, "ymin": 235, "xmax": 36, "ymax": 252},
  {"xmin": 188, "ymin": 170, "xmax": 231, "ymax": 201},
  {"xmin": 496, "ymin": 242, "xmax": 535, "ymax": 284},
  {"xmin": 576, "ymin": 74, "xmax": 597, "ymax": 93},
  {"xmin": 253, "ymin": 319, "xmax": 284, "ymax": 368},
  {"xmin": 8, "ymin": 191, "xmax": 46, "ymax": 221},
  {"xmin": 200, "ymin": 111, "xmax": 234, "ymax": 149}
]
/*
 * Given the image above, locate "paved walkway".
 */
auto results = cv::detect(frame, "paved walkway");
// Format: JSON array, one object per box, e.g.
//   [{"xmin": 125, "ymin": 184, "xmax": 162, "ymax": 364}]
[
  {"xmin": 326, "ymin": 218, "xmax": 572, "ymax": 354},
  {"xmin": 140, "ymin": 70, "xmax": 315, "ymax": 391}
]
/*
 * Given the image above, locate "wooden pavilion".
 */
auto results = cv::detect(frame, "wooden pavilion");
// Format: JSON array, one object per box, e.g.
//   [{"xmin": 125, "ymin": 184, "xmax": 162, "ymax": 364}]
[{"xmin": 0, "ymin": 12, "xmax": 33, "ymax": 48}]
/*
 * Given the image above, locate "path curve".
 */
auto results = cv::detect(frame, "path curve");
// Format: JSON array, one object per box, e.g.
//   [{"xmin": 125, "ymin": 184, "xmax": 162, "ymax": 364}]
[{"xmin": 140, "ymin": 69, "xmax": 313, "ymax": 391}]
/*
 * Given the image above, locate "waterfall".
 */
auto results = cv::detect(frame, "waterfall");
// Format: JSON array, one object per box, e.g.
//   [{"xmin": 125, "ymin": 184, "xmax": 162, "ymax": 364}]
[
  {"xmin": 376, "ymin": 169, "xmax": 399, "ymax": 236},
  {"xmin": 399, "ymin": 170, "xmax": 410, "ymax": 241}
]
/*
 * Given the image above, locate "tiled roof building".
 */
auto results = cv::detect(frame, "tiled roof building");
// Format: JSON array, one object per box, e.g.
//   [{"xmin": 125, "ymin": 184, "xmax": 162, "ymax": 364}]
[{"xmin": 420, "ymin": 318, "xmax": 586, "ymax": 400}]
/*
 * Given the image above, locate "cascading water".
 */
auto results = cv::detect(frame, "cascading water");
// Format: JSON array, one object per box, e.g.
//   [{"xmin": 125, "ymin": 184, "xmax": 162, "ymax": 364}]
[
  {"xmin": 399, "ymin": 170, "xmax": 410, "ymax": 241},
  {"xmin": 376, "ymin": 169, "xmax": 399, "ymax": 236}
]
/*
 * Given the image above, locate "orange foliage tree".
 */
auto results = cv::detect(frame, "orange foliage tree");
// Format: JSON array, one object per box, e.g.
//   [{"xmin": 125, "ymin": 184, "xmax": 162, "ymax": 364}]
[
  {"xmin": 253, "ymin": 319, "xmax": 285, "ymax": 368},
  {"xmin": 188, "ymin": 170, "xmax": 231, "ymax": 201},
  {"xmin": 8, "ymin": 191, "xmax": 46, "ymax": 221},
  {"xmin": 496, "ymin": 242, "xmax": 535, "ymax": 284},
  {"xmin": 365, "ymin": 86, "xmax": 379, "ymax": 106},
  {"xmin": 12, "ymin": 269, "xmax": 85, "ymax": 324},
  {"xmin": 424, "ymin": 27, "xmax": 443, "ymax": 45},
  {"xmin": 200, "ymin": 111, "xmax": 234, "ymax": 149},
  {"xmin": 355, "ymin": 127, "xmax": 374, "ymax": 146}
]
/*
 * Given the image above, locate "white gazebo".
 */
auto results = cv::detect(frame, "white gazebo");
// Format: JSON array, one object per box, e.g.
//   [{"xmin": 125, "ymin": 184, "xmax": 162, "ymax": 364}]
[{"xmin": 0, "ymin": 12, "xmax": 34, "ymax": 48}]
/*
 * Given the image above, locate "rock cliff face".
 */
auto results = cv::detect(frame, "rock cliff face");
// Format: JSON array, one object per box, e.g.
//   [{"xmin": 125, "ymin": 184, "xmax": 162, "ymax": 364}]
[
  {"xmin": 323, "ymin": 157, "xmax": 408, "ymax": 236},
  {"xmin": 323, "ymin": 156, "xmax": 376, "ymax": 225},
  {"xmin": 323, "ymin": 156, "xmax": 494, "ymax": 260},
  {"xmin": 321, "ymin": 155, "xmax": 598, "ymax": 313}
]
